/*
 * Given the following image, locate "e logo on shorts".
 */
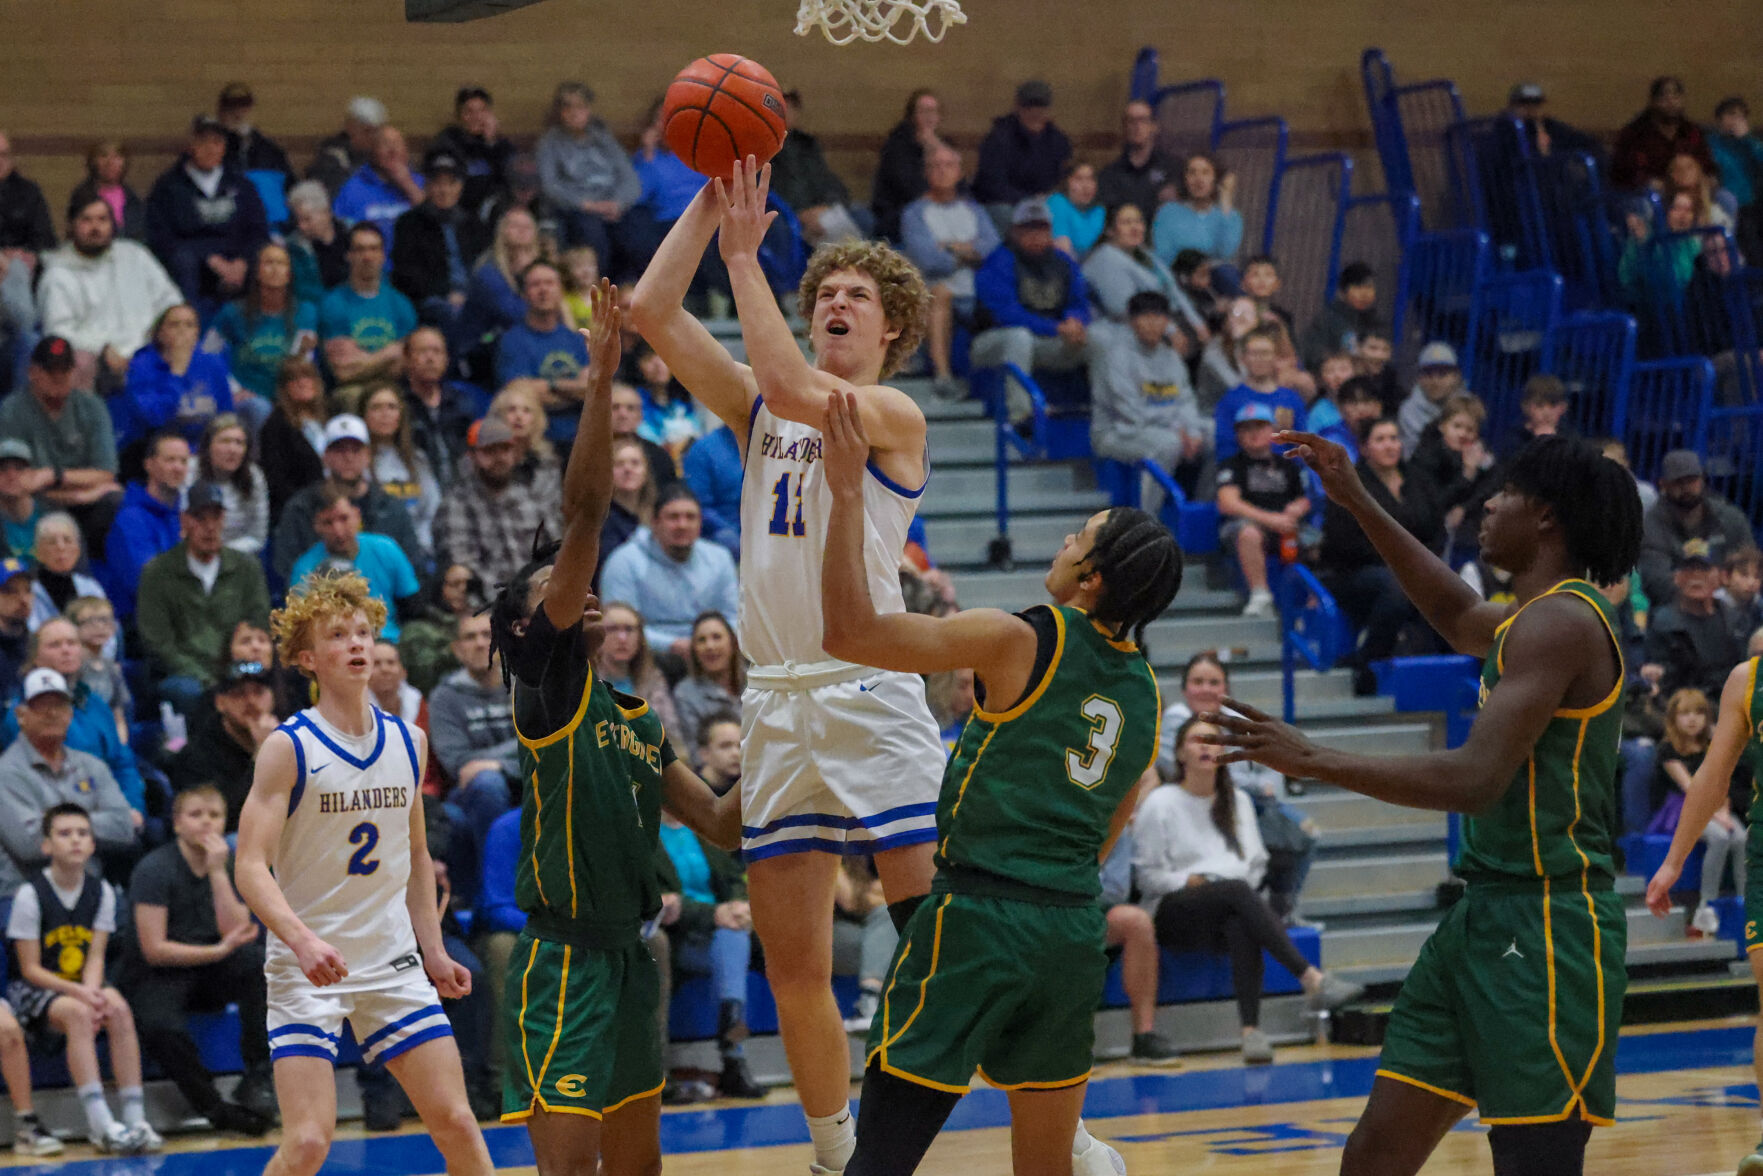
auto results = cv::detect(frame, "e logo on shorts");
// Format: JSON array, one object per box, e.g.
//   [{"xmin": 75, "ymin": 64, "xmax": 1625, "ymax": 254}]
[{"xmin": 555, "ymin": 1074, "xmax": 588, "ymax": 1098}]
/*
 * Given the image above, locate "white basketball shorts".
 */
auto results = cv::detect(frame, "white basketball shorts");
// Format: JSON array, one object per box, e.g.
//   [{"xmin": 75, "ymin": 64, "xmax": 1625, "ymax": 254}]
[
  {"xmin": 740, "ymin": 662, "xmax": 944, "ymax": 862},
  {"xmin": 266, "ymin": 958, "xmax": 452, "ymax": 1066}
]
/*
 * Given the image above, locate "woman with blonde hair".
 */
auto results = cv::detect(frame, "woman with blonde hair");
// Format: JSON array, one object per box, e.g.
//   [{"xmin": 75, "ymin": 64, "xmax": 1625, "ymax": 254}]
[
  {"xmin": 600, "ymin": 437, "xmax": 658, "ymax": 578},
  {"xmin": 488, "ymin": 380, "xmax": 557, "ymax": 470},
  {"xmin": 456, "ymin": 207, "xmax": 550, "ymax": 360},
  {"xmin": 362, "ymin": 384, "xmax": 442, "ymax": 549}
]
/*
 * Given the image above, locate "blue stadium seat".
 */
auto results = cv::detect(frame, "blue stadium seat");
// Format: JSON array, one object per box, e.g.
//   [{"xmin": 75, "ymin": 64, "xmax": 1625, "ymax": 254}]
[{"xmin": 1100, "ymin": 925, "xmax": 1321, "ymax": 1009}]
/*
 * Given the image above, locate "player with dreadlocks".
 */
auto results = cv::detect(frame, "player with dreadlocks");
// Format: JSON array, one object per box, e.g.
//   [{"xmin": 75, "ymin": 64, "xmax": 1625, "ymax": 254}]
[
  {"xmin": 486, "ymin": 280, "xmax": 740, "ymax": 1176},
  {"xmin": 816, "ymin": 391, "xmax": 1182, "ymax": 1176},
  {"xmin": 1205, "ymin": 432, "xmax": 1643, "ymax": 1176}
]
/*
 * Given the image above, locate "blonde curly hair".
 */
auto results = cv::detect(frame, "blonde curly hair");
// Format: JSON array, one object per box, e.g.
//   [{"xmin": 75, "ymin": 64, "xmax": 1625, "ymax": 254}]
[
  {"xmin": 796, "ymin": 241, "xmax": 930, "ymax": 380},
  {"xmin": 272, "ymin": 570, "xmax": 388, "ymax": 680}
]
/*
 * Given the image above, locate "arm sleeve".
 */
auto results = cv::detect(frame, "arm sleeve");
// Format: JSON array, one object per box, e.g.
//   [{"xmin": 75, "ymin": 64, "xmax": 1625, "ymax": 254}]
[
  {"xmin": 95, "ymin": 882, "xmax": 117, "ymax": 934},
  {"xmin": 0, "ymin": 781, "xmax": 50, "ymax": 873},
  {"xmin": 597, "ymin": 548, "xmax": 639, "ymax": 621},
  {"xmin": 972, "ymin": 128, "xmax": 1011, "ymax": 205},
  {"xmin": 536, "ymin": 134, "xmax": 584, "ymax": 208},
  {"xmin": 1064, "ymin": 257, "xmax": 1092, "ymax": 324},
  {"xmin": 37, "ymin": 272, "xmax": 100, "ymax": 355}
]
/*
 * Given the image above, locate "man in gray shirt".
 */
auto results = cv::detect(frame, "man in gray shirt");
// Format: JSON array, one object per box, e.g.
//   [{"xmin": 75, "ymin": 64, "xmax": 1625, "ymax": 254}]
[
  {"xmin": 1088, "ymin": 291, "xmax": 1207, "ymax": 507},
  {"xmin": 0, "ymin": 668, "xmax": 136, "ymax": 893},
  {"xmin": 425, "ymin": 612, "xmax": 518, "ymax": 886},
  {"xmin": 900, "ymin": 144, "xmax": 1000, "ymax": 399}
]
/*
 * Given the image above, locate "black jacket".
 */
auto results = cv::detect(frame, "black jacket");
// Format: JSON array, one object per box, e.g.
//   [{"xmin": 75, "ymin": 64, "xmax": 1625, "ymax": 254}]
[
  {"xmin": 1321, "ymin": 461, "xmax": 1444, "ymax": 575},
  {"xmin": 403, "ymin": 380, "xmax": 479, "ymax": 485},
  {"xmin": 770, "ymin": 129, "xmax": 850, "ymax": 215},
  {"xmin": 431, "ymin": 124, "xmax": 516, "ymax": 212},
  {"xmin": 258, "ymin": 406, "xmax": 326, "ymax": 523},
  {"xmin": 225, "ymin": 128, "xmax": 297, "ymax": 189},
  {"xmin": 973, "ymin": 114, "xmax": 1073, "ymax": 206},
  {"xmin": 68, "ymin": 179, "xmax": 146, "ymax": 242},
  {"xmin": 144, "ymin": 157, "xmax": 269, "ymax": 294},
  {"xmin": 871, "ymin": 122, "xmax": 928, "ymax": 242},
  {"xmin": 1097, "ymin": 148, "xmax": 1180, "ymax": 220},
  {"xmin": 391, "ymin": 202, "xmax": 491, "ymax": 306},
  {"xmin": 0, "ymin": 171, "xmax": 56, "ymax": 252},
  {"xmin": 169, "ymin": 708, "xmax": 256, "ymax": 831}
]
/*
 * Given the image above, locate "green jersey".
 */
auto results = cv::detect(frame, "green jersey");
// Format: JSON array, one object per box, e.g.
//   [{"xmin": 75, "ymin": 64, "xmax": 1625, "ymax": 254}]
[
  {"xmin": 1456, "ymin": 580, "xmax": 1623, "ymax": 884},
  {"xmin": 934, "ymin": 605, "xmax": 1161, "ymax": 899},
  {"xmin": 511, "ymin": 611, "xmax": 664, "ymax": 942},
  {"xmin": 1747, "ymin": 658, "xmax": 1763, "ymax": 777}
]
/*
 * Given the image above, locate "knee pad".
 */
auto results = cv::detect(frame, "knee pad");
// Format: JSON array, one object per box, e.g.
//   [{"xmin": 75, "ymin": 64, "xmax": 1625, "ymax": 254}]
[{"xmin": 1487, "ymin": 1118, "xmax": 1593, "ymax": 1176}]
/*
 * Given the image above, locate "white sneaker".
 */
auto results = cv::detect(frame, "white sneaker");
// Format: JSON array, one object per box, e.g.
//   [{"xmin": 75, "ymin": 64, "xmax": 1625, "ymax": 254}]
[
  {"xmin": 1690, "ymin": 902, "xmax": 1721, "ymax": 936},
  {"xmin": 1241, "ymin": 590, "xmax": 1275, "ymax": 618},
  {"xmin": 808, "ymin": 1166, "xmax": 844, "ymax": 1175},
  {"xmin": 12, "ymin": 1120, "xmax": 63, "ymax": 1157},
  {"xmin": 124, "ymin": 1122, "xmax": 164, "ymax": 1153},
  {"xmin": 843, "ymin": 990, "xmax": 880, "ymax": 1034},
  {"xmin": 1073, "ymin": 1134, "xmax": 1127, "ymax": 1176},
  {"xmin": 92, "ymin": 1122, "xmax": 136, "ymax": 1154}
]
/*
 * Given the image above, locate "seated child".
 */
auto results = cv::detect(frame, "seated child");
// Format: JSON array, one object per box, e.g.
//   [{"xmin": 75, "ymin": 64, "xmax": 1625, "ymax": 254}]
[{"xmin": 1217, "ymin": 405, "xmax": 1311, "ymax": 619}]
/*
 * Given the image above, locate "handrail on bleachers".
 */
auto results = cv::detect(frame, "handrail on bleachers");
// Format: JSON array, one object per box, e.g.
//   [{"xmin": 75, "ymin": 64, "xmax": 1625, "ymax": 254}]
[
  {"xmin": 1446, "ymin": 116, "xmax": 1550, "ymax": 272},
  {"xmin": 1360, "ymin": 48, "xmax": 1467, "ymax": 231},
  {"xmin": 1538, "ymin": 310, "xmax": 1637, "ymax": 439},
  {"xmin": 1277, "ymin": 563, "xmax": 1350, "ymax": 725},
  {"xmin": 1623, "ymin": 357, "xmax": 1717, "ymax": 482},
  {"xmin": 1461, "ymin": 268, "xmax": 1563, "ymax": 435},
  {"xmin": 1395, "ymin": 227, "xmax": 1490, "ymax": 366}
]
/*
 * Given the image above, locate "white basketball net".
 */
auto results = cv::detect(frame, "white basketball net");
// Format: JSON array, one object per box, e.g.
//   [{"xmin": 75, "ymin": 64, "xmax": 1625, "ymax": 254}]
[{"xmin": 795, "ymin": 0, "xmax": 966, "ymax": 44}]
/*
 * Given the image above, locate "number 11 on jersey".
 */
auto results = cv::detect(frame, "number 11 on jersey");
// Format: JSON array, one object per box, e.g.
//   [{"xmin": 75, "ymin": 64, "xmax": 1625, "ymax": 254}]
[{"xmin": 769, "ymin": 471, "xmax": 806, "ymax": 537}]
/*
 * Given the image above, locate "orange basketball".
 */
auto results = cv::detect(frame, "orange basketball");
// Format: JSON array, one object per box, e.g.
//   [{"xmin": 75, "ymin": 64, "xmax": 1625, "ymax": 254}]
[{"xmin": 662, "ymin": 54, "xmax": 788, "ymax": 183}]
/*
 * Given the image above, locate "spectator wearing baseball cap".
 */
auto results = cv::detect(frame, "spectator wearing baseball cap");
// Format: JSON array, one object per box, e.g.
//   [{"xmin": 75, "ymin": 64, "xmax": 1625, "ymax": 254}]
[
  {"xmin": 0, "ymin": 667, "xmax": 139, "ymax": 898},
  {"xmin": 99, "ymin": 430, "xmax": 191, "ymax": 621},
  {"xmin": 436, "ymin": 415, "xmax": 563, "ymax": 593},
  {"xmin": 271, "ymin": 414, "xmax": 424, "ymax": 584},
  {"xmin": 1638, "ymin": 448, "xmax": 1755, "ymax": 608},
  {"xmin": 1216, "ymin": 403, "xmax": 1310, "ymax": 618},
  {"xmin": 168, "ymin": 660, "xmax": 277, "ymax": 830},
  {"xmin": 970, "ymin": 195, "xmax": 1091, "ymax": 423},
  {"xmin": 215, "ymin": 81, "xmax": 297, "ymax": 204},
  {"xmin": 143, "ymin": 114, "xmax": 269, "ymax": 315},
  {"xmin": 135, "ymin": 479, "xmax": 270, "ymax": 716},
  {"xmin": 1643, "ymin": 547, "xmax": 1746, "ymax": 701},
  {"xmin": 391, "ymin": 148, "xmax": 490, "ymax": 328},
  {"xmin": 0, "ymin": 338, "xmax": 123, "ymax": 554},
  {"xmin": 1396, "ymin": 341, "xmax": 1464, "ymax": 456},
  {"xmin": 973, "ymin": 79, "xmax": 1073, "ymax": 234},
  {"xmin": 0, "ymin": 438, "xmax": 44, "ymax": 555},
  {"xmin": 431, "ymin": 86, "xmax": 515, "ymax": 212},
  {"xmin": 0, "ymin": 557, "xmax": 36, "ymax": 704}
]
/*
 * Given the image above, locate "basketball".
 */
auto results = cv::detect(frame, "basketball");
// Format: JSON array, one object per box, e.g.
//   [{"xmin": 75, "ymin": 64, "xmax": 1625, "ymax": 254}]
[{"xmin": 662, "ymin": 54, "xmax": 788, "ymax": 182}]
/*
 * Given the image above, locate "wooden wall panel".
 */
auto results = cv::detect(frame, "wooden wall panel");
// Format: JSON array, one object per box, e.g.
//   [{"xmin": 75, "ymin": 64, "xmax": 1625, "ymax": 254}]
[{"xmin": 1, "ymin": 0, "xmax": 1758, "ymax": 222}]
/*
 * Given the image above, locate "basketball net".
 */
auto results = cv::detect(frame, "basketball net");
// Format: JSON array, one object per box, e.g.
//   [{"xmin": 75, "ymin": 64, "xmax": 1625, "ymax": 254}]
[{"xmin": 795, "ymin": 0, "xmax": 966, "ymax": 44}]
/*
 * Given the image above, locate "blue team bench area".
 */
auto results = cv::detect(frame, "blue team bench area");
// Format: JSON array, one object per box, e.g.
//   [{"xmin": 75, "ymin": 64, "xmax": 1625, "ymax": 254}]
[{"xmin": 22, "ymin": 931, "xmax": 1324, "ymax": 1092}]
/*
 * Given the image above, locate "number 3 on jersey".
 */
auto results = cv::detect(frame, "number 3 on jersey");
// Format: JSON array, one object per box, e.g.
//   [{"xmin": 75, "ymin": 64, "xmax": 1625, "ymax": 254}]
[
  {"xmin": 1066, "ymin": 696, "xmax": 1124, "ymax": 789},
  {"xmin": 769, "ymin": 471, "xmax": 806, "ymax": 537}
]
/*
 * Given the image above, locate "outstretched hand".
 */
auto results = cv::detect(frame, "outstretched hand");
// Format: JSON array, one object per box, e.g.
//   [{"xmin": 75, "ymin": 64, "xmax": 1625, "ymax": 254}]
[
  {"xmin": 822, "ymin": 391, "xmax": 870, "ymax": 501},
  {"xmin": 714, "ymin": 157, "xmax": 779, "ymax": 264},
  {"xmin": 1276, "ymin": 430, "xmax": 1364, "ymax": 505},
  {"xmin": 583, "ymin": 277, "xmax": 622, "ymax": 381},
  {"xmin": 1197, "ymin": 696, "xmax": 1323, "ymax": 778}
]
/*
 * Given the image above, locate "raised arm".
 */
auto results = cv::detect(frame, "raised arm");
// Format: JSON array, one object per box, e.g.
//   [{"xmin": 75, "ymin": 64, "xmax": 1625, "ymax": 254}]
[
  {"xmin": 234, "ymin": 731, "xmax": 348, "ymax": 986},
  {"xmin": 627, "ymin": 185, "xmax": 757, "ymax": 430},
  {"xmin": 541, "ymin": 280, "xmax": 620, "ymax": 633},
  {"xmin": 819, "ymin": 391, "xmax": 1037, "ymax": 690},
  {"xmin": 1648, "ymin": 659, "xmax": 1755, "ymax": 914},
  {"xmin": 1204, "ymin": 594, "xmax": 1602, "ymax": 813},
  {"xmin": 1281, "ymin": 430, "xmax": 1507, "ymax": 656},
  {"xmin": 715, "ymin": 160, "xmax": 927, "ymax": 458}
]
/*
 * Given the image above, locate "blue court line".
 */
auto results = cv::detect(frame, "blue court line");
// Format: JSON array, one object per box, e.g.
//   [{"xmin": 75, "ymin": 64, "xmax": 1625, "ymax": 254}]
[{"xmin": 8, "ymin": 1026, "xmax": 1755, "ymax": 1176}]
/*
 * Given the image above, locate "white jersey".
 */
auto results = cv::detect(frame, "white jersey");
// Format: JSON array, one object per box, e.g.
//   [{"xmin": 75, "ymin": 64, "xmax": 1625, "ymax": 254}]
[
  {"xmin": 266, "ymin": 705, "xmax": 420, "ymax": 993},
  {"xmin": 740, "ymin": 396, "xmax": 925, "ymax": 668}
]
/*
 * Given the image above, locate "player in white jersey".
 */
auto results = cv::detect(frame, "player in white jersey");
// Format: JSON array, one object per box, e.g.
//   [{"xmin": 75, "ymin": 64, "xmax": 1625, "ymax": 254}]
[
  {"xmin": 235, "ymin": 571, "xmax": 491, "ymax": 1176},
  {"xmin": 631, "ymin": 160, "xmax": 944, "ymax": 1174}
]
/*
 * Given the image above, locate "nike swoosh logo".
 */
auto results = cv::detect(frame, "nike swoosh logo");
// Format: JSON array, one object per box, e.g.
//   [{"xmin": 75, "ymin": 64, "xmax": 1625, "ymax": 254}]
[{"xmin": 310, "ymin": 764, "xmax": 330, "ymax": 775}]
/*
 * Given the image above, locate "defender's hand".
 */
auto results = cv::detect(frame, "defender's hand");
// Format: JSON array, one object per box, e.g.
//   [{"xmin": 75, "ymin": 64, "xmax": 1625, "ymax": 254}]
[{"xmin": 822, "ymin": 391, "xmax": 871, "ymax": 502}]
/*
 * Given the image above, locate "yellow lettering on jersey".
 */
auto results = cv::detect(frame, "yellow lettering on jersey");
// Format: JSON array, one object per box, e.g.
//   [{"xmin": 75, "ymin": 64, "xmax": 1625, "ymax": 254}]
[
  {"xmin": 554, "ymin": 1073, "xmax": 587, "ymax": 1098},
  {"xmin": 595, "ymin": 718, "xmax": 663, "ymax": 772},
  {"xmin": 317, "ymin": 786, "xmax": 410, "ymax": 814},
  {"xmin": 45, "ymin": 925, "xmax": 93, "ymax": 979}
]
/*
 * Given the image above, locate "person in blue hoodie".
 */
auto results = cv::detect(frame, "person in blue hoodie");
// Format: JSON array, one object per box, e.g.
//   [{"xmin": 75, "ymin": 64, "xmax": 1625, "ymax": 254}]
[
  {"xmin": 117, "ymin": 303, "xmax": 233, "ymax": 453},
  {"xmin": 598, "ymin": 485, "xmax": 739, "ymax": 663},
  {"xmin": 144, "ymin": 116, "xmax": 269, "ymax": 315},
  {"xmin": 0, "ymin": 616, "xmax": 144, "ymax": 814},
  {"xmin": 970, "ymin": 197, "xmax": 1092, "ymax": 424},
  {"xmin": 331, "ymin": 125, "xmax": 424, "ymax": 253},
  {"xmin": 681, "ymin": 424, "xmax": 742, "ymax": 559},
  {"xmin": 100, "ymin": 431, "xmax": 188, "ymax": 620}
]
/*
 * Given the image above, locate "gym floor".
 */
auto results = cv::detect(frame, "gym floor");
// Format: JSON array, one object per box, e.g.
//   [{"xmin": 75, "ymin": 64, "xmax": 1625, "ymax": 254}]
[{"xmin": 0, "ymin": 1018, "xmax": 1756, "ymax": 1175}]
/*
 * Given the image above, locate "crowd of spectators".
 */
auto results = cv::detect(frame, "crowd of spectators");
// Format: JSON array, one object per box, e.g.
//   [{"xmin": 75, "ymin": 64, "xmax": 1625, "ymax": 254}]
[{"xmin": 0, "ymin": 59, "xmax": 1759, "ymax": 1146}]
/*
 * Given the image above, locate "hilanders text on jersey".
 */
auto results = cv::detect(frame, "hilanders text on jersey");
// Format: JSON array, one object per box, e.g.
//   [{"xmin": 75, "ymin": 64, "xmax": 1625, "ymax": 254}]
[
  {"xmin": 316, "ymin": 785, "xmax": 411, "ymax": 815},
  {"xmin": 758, "ymin": 431, "xmax": 823, "ymax": 465}
]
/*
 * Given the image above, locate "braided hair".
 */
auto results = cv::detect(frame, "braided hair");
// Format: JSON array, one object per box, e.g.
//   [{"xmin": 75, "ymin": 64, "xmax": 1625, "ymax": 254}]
[
  {"xmin": 1502, "ymin": 436, "xmax": 1644, "ymax": 585},
  {"xmin": 486, "ymin": 535, "xmax": 563, "ymax": 693},
  {"xmin": 1084, "ymin": 507, "xmax": 1184, "ymax": 651}
]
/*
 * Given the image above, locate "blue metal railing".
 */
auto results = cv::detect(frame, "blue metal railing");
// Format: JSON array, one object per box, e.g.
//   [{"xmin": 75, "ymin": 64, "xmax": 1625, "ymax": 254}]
[
  {"xmin": 1277, "ymin": 564, "xmax": 1351, "ymax": 725},
  {"xmin": 975, "ymin": 363, "xmax": 1091, "ymax": 554},
  {"xmin": 1362, "ymin": 49, "xmax": 1466, "ymax": 230},
  {"xmin": 1129, "ymin": 47, "xmax": 1161, "ymax": 103},
  {"xmin": 1342, "ymin": 192, "xmax": 1422, "ymax": 338},
  {"xmin": 1150, "ymin": 79, "xmax": 1226, "ymax": 165},
  {"xmin": 1396, "ymin": 228, "xmax": 1490, "ymax": 364},
  {"xmin": 1538, "ymin": 310, "xmax": 1637, "ymax": 438},
  {"xmin": 1461, "ymin": 269, "xmax": 1563, "ymax": 435},
  {"xmin": 1214, "ymin": 116, "xmax": 1289, "ymax": 257},
  {"xmin": 1446, "ymin": 116, "xmax": 1550, "ymax": 270},
  {"xmin": 1622, "ymin": 357, "xmax": 1717, "ymax": 482}
]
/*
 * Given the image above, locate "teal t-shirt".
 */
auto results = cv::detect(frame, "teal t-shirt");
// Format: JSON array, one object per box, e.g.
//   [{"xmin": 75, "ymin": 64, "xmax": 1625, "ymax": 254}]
[
  {"xmin": 318, "ymin": 284, "xmax": 418, "ymax": 352},
  {"xmin": 658, "ymin": 821, "xmax": 714, "ymax": 905},
  {"xmin": 288, "ymin": 532, "xmax": 420, "ymax": 642},
  {"xmin": 212, "ymin": 300, "xmax": 319, "ymax": 397}
]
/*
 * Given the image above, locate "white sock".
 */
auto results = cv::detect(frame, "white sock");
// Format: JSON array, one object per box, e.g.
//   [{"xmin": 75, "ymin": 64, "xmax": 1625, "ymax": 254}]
[
  {"xmin": 119, "ymin": 1085, "xmax": 146, "ymax": 1128},
  {"xmin": 806, "ymin": 1103, "xmax": 856, "ymax": 1171},
  {"xmin": 78, "ymin": 1083, "xmax": 116, "ymax": 1138},
  {"xmin": 1072, "ymin": 1118, "xmax": 1095, "ymax": 1154}
]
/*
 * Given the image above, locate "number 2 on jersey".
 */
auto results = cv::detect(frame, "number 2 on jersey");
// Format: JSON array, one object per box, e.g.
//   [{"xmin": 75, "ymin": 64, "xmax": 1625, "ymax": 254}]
[
  {"xmin": 347, "ymin": 821, "xmax": 381, "ymax": 876},
  {"xmin": 768, "ymin": 471, "xmax": 806, "ymax": 537},
  {"xmin": 1066, "ymin": 696, "xmax": 1124, "ymax": 789}
]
